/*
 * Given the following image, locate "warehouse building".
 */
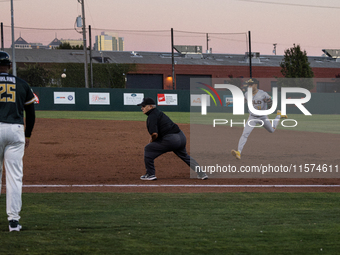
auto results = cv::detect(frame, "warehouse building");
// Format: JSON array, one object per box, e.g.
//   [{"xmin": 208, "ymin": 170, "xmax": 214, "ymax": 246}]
[{"xmin": 3, "ymin": 48, "xmax": 340, "ymax": 92}]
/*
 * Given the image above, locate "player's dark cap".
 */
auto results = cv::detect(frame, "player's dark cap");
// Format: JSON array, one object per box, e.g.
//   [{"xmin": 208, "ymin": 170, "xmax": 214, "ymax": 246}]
[
  {"xmin": 245, "ymin": 78, "xmax": 259, "ymax": 85},
  {"xmin": 137, "ymin": 97, "xmax": 156, "ymax": 107},
  {"xmin": 0, "ymin": 51, "xmax": 11, "ymax": 66}
]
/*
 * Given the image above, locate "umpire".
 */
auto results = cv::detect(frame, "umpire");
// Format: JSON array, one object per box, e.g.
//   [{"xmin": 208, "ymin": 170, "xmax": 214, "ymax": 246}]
[
  {"xmin": 137, "ymin": 97, "xmax": 208, "ymax": 180},
  {"xmin": 0, "ymin": 51, "xmax": 36, "ymax": 232}
]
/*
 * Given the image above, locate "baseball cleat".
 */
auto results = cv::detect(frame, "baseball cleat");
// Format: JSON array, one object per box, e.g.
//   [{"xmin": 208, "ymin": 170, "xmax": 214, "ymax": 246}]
[
  {"xmin": 277, "ymin": 110, "xmax": 288, "ymax": 119},
  {"xmin": 198, "ymin": 173, "xmax": 208, "ymax": 180},
  {"xmin": 9, "ymin": 220, "xmax": 22, "ymax": 232},
  {"xmin": 140, "ymin": 173, "xmax": 157, "ymax": 181},
  {"xmin": 231, "ymin": 150, "xmax": 241, "ymax": 160}
]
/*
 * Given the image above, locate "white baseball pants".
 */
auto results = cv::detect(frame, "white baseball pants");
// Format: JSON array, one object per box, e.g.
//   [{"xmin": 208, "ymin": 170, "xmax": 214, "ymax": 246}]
[
  {"xmin": 238, "ymin": 114, "xmax": 281, "ymax": 153},
  {"xmin": 0, "ymin": 123, "xmax": 25, "ymax": 221}
]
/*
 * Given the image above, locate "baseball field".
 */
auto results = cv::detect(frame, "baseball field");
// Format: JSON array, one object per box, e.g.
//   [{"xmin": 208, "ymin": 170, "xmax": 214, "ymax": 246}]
[{"xmin": 0, "ymin": 111, "xmax": 339, "ymax": 254}]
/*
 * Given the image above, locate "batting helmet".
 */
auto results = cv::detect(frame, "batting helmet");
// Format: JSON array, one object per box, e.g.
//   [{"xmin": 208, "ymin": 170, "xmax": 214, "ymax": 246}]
[{"xmin": 0, "ymin": 51, "xmax": 11, "ymax": 66}]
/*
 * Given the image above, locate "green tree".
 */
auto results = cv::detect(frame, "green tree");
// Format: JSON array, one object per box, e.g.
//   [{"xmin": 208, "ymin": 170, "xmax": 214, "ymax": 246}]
[
  {"xmin": 17, "ymin": 64, "xmax": 51, "ymax": 87},
  {"xmin": 57, "ymin": 42, "xmax": 83, "ymax": 50},
  {"xmin": 51, "ymin": 63, "xmax": 136, "ymax": 88},
  {"xmin": 92, "ymin": 63, "xmax": 136, "ymax": 88},
  {"xmin": 278, "ymin": 44, "xmax": 314, "ymax": 90}
]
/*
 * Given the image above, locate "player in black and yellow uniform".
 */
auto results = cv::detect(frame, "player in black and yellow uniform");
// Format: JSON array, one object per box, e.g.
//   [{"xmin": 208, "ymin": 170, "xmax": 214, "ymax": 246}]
[{"xmin": 0, "ymin": 51, "xmax": 36, "ymax": 232}]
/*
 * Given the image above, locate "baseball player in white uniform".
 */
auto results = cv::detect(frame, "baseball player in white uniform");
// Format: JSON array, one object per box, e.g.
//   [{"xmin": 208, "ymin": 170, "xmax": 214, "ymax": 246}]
[
  {"xmin": 230, "ymin": 79, "xmax": 287, "ymax": 159},
  {"xmin": 0, "ymin": 51, "xmax": 36, "ymax": 232}
]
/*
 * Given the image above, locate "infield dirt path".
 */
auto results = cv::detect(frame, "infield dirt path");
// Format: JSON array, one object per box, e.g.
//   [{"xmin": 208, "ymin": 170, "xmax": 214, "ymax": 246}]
[{"xmin": 10, "ymin": 118, "xmax": 340, "ymax": 193}]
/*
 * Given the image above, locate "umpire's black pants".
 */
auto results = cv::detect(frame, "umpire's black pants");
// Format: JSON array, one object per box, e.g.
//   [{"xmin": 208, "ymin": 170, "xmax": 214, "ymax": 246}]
[{"xmin": 144, "ymin": 131, "xmax": 199, "ymax": 176}]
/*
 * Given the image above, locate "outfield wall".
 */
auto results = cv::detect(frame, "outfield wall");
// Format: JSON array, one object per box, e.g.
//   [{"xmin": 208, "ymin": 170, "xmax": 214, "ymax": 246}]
[
  {"xmin": 32, "ymin": 87, "xmax": 340, "ymax": 114},
  {"xmin": 32, "ymin": 87, "xmax": 190, "ymax": 112}
]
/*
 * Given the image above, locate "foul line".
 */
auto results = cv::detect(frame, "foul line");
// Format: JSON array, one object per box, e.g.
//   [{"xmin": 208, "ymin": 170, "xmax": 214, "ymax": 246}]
[{"xmin": 22, "ymin": 184, "xmax": 340, "ymax": 188}]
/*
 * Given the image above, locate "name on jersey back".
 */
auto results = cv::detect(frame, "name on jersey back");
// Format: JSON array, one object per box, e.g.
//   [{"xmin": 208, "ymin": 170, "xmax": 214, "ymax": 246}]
[{"xmin": 0, "ymin": 76, "xmax": 16, "ymax": 83}]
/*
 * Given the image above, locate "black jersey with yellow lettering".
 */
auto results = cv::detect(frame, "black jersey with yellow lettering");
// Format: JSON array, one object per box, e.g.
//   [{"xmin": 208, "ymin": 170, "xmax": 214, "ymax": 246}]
[{"xmin": 0, "ymin": 73, "xmax": 35, "ymax": 124}]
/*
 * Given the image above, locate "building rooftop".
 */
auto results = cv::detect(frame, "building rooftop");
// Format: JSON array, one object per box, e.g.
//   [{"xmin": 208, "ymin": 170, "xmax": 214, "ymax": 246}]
[
  {"xmin": 3, "ymin": 48, "xmax": 340, "ymax": 68},
  {"xmin": 48, "ymin": 38, "xmax": 62, "ymax": 47},
  {"xmin": 14, "ymin": 37, "xmax": 29, "ymax": 45}
]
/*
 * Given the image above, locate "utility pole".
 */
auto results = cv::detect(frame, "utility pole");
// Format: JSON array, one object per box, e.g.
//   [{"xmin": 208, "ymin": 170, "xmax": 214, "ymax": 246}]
[
  {"xmin": 89, "ymin": 25, "xmax": 93, "ymax": 88},
  {"xmin": 206, "ymin": 33, "xmax": 210, "ymax": 53},
  {"xmin": 1, "ymin": 23, "xmax": 4, "ymax": 51},
  {"xmin": 11, "ymin": 0, "xmax": 16, "ymax": 76},
  {"xmin": 248, "ymin": 31, "xmax": 252, "ymax": 78},
  {"xmin": 171, "ymin": 28, "xmax": 175, "ymax": 90},
  {"xmin": 78, "ymin": 0, "xmax": 89, "ymax": 88}
]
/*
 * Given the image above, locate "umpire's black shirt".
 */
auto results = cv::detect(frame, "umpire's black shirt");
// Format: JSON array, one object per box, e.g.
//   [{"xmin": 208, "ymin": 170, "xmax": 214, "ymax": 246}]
[{"xmin": 146, "ymin": 108, "xmax": 180, "ymax": 139}]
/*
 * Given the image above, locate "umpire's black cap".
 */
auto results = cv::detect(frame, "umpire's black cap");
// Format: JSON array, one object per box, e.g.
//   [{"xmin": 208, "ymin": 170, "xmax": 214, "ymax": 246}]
[
  {"xmin": 0, "ymin": 51, "xmax": 11, "ymax": 66},
  {"xmin": 137, "ymin": 97, "xmax": 156, "ymax": 107}
]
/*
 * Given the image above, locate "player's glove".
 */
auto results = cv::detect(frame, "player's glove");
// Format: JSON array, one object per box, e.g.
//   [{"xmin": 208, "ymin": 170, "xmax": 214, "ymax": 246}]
[{"xmin": 264, "ymin": 98, "xmax": 273, "ymax": 109}]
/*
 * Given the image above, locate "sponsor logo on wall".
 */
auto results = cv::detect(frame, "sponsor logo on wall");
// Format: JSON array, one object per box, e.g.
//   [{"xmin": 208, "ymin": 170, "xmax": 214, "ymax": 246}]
[
  {"xmin": 190, "ymin": 94, "xmax": 211, "ymax": 106},
  {"xmin": 54, "ymin": 92, "xmax": 75, "ymax": 104},
  {"xmin": 157, "ymin": 94, "xmax": 178, "ymax": 106},
  {"xmin": 89, "ymin": 93, "xmax": 110, "ymax": 105},
  {"xmin": 124, "ymin": 93, "xmax": 144, "ymax": 105}
]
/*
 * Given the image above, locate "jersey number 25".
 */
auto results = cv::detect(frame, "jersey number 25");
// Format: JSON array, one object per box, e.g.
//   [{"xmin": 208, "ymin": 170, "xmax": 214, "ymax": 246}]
[{"xmin": 0, "ymin": 84, "xmax": 16, "ymax": 103}]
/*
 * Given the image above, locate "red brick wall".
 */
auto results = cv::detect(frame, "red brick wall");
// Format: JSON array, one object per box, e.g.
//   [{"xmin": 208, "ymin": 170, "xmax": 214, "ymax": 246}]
[{"xmin": 132, "ymin": 64, "xmax": 340, "ymax": 92}]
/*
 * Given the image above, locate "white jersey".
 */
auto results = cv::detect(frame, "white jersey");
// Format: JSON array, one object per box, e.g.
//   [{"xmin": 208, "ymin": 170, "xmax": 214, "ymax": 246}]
[{"xmin": 244, "ymin": 89, "xmax": 271, "ymax": 116}]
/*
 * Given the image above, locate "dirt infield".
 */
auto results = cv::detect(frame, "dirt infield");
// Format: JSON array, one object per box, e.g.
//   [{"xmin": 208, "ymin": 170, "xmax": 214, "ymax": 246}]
[{"xmin": 13, "ymin": 118, "xmax": 340, "ymax": 193}]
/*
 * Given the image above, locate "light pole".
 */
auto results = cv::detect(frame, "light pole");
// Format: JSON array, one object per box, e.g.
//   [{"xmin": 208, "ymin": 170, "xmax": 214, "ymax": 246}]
[{"xmin": 78, "ymin": 0, "xmax": 89, "ymax": 88}]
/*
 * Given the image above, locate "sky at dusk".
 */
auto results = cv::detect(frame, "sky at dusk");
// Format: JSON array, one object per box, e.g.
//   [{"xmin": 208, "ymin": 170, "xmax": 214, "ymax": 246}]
[{"xmin": 0, "ymin": 0, "xmax": 339, "ymax": 56}]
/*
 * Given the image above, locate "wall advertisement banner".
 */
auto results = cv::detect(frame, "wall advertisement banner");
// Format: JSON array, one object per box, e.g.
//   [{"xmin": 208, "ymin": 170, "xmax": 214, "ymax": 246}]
[
  {"xmin": 54, "ymin": 92, "xmax": 75, "ymax": 104},
  {"xmin": 89, "ymin": 93, "xmax": 110, "ymax": 105},
  {"xmin": 124, "ymin": 93, "xmax": 144, "ymax": 105},
  {"xmin": 157, "ymin": 94, "xmax": 178, "ymax": 106},
  {"xmin": 190, "ymin": 94, "xmax": 211, "ymax": 106}
]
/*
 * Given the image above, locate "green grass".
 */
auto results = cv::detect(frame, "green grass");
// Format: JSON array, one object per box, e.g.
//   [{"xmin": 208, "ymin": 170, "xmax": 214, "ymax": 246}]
[
  {"xmin": 35, "ymin": 111, "xmax": 340, "ymax": 134},
  {"xmin": 0, "ymin": 193, "xmax": 339, "ymax": 254},
  {"xmin": 191, "ymin": 112, "xmax": 340, "ymax": 134}
]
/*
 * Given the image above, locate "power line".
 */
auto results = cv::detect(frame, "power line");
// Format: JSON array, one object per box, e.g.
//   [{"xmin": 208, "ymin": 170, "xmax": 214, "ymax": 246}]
[
  {"xmin": 3, "ymin": 25, "xmax": 75, "ymax": 31},
  {"xmin": 2, "ymin": 25, "xmax": 248, "ymax": 37},
  {"xmin": 238, "ymin": 0, "xmax": 340, "ymax": 9},
  {"xmin": 209, "ymin": 35, "xmax": 248, "ymax": 42},
  {"xmin": 91, "ymin": 28, "xmax": 169, "ymax": 33},
  {"xmin": 7, "ymin": 25, "xmax": 330, "ymax": 53},
  {"xmin": 3, "ymin": 25, "xmax": 170, "ymax": 33},
  {"xmin": 175, "ymin": 30, "xmax": 246, "ymax": 36}
]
